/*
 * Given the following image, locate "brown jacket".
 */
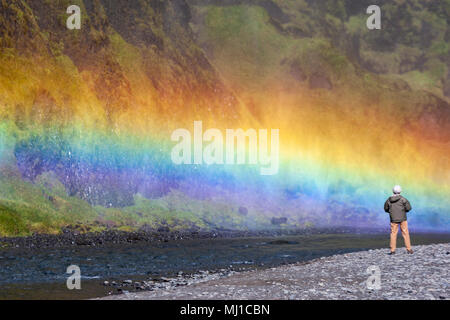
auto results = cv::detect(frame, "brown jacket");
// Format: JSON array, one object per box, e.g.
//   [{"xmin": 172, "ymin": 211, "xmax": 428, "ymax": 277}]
[{"xmin": 384, "ymin": 195, "xmax": 412, "ymax": 222}]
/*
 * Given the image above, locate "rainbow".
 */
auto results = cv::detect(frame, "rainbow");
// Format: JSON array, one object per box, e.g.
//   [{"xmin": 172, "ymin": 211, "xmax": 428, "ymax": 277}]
[
  {"xmin": 0, "ymin": 25, "xmax": 449, "ymax": 233},
  {"xmin": 1, "ymin": 84, "xmax": 448, "ymax": 231}
]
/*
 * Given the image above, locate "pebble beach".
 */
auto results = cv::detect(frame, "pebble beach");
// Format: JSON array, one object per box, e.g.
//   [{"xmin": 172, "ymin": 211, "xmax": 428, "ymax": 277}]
[{"xmin": 99, "ymin": 243, "xmax": 450, "ymax": 300}]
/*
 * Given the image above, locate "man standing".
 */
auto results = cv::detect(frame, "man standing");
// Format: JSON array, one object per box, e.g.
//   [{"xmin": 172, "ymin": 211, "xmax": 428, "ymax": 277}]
[{"xmin": 384, "ymin": 185, "xmax": 413, "ymax": 255}]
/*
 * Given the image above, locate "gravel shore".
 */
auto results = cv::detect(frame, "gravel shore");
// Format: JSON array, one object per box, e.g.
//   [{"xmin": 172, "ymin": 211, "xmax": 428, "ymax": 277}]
[
  {"xmin": 99, "ymin": 243, "xmax": 450, "ymax": 300},
  {"xmin": 0, "ymin": 227, "xmax": 384, "ymax": 249}
]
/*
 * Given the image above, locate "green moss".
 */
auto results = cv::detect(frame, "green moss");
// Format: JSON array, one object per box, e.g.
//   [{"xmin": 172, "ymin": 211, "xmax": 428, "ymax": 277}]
[
  {"xmin": 345, "ymin": 15, "xmax": 368, "ymax": 37},
  {"xmin": 109, "ymin": 32, "xmax": 143, "ymax": 73},
  {"xmin": 0, "ymin": 204, "xmax": 29, "ymax": 236},
  {"xmin": 90, "ymin": 190, "xmax": 256, "ymax": 232},
  {"xmin": 0, "ymin": 160, "xmax": 101, "ymax": 236},
  {"xmin": 199, "ymin": 5, "xmax": 293, "ymax": 89},
  {"xmin": 430, "ymin": 41, "xmax": 450, "ymax": 58}
]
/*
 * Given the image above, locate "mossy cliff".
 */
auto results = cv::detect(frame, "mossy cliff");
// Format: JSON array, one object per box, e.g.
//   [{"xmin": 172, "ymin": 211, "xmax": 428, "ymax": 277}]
[{"xmin": 0, "ymin": 0, "xmax": 448, "ymax": 236}]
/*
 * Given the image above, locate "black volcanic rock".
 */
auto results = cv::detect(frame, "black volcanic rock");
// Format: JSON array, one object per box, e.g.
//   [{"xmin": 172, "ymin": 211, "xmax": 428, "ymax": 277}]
[
  {"xmin": 309, "ymin": 73, "xmax": 333, "ymax": 90},
  {"xmin": 271, "ymin": 217, "xmax": 288, "ymax": 225},
  {"xmin": 238, "ymin": 207, "xmax": 248, "ymax": 216}
]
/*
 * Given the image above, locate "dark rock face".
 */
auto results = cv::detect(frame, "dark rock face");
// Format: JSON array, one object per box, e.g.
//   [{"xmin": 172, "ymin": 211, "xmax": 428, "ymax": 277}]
[
  {"xmin": 188, "ymin": 0, "xmax": 289, "ymax": 24},
  {"xmin": 268, "ymin": 239, "xmax": 298, "ymax": 245},
  {"xmin": 157, "ymin": 226, "xmax": 170, "ymax": 233},
  {"xmin": 391, "ymin": 78, "xmax": 411, "ymax": 91},
  {"xmin": 411, "ymin": 95, "xmax": 450, "ymax": 143},
  {"xmin": 0, "ymin": 1, "xmax": 41, "ymax": 51},
  {"xmin": 444, "ymin": 77, "xmax": 450, "ymax": 98},
  {"xmin": 309, "ymin": 74, "xmax": 333, "ymax": 90},
  {"xmin": 95, "ymin": 0, "xmax": 165, "ymax": 49},
  {"xmin": 271, "ymin": 217, "xmax": 287, "ymax": 225},
  {"xmin": 290, "ymin": 61, "xmax": 307, "ymax": 82},
  {"xmin": 30, "ymin": 89, "xmax": 70, "ymax": 126},
  {"xmin": 445, "ymin": 85, "xmax": 450, "ymax": 98},
  {"xmin": 238, "ymin": 207, "xmax": 248, "ymax": 216},
  {"xmin": 19, "ymin": 0, "xmax": 238, "ymax": 118},
  {"xmin": 13, "ymin": 135, "xmax": 180, "ymax": 207},
  {"xmin": 2, "ymin": 0, "xmax": 240, "ymax": 208}
]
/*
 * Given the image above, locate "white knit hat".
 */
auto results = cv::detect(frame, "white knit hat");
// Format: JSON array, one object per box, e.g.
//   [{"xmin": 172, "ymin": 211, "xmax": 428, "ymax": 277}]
[{"xmin": 393, "ymin": 185, "xmax": 402, "ymax": 194}]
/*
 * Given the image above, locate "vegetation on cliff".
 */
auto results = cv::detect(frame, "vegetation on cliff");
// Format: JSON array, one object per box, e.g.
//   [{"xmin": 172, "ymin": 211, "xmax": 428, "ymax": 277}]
[{"xmin": 0, "ymin": 0, "xmax": 448, "ymax": 235}]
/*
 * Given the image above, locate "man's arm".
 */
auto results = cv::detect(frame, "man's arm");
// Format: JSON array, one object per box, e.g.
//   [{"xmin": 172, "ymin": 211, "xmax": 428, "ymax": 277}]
[
  {"xmin": 384, "ymin": 199, "xmax": 390, "ymax": 213},
  {"xmin": 404, "ymin": 198, "xmax": 412, "ymax": 212}
]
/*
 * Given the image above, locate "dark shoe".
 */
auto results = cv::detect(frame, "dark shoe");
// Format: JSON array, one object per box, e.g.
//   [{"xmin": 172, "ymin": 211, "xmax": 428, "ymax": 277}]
[
  {"xmin": 407, "ymin": 249, "xmax": 413, "ymax": 254},
  {"xmin": 388, "ymin": 251, "xmax": 396, "ymax": 255}
]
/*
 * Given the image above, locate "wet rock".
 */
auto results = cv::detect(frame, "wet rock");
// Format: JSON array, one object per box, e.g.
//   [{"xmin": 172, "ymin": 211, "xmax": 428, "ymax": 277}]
[
  {"xmin": 309, "ymin": 73, "xmax": 332, "ymax": 90},
  {"xmin": 238, "ymin": 206, "xmax": 248, "ymax": 216},
  {"xmin": 268, "ymin": 239, "xmax": 297, "ymax": 245},
  {"xmin": 0, "ymin": 227, "xmax": 388, "ymax": 249},
  {"xmin": 138, "ymin": 224, "xmax": 153, "ymax": 233},
  {"xmin": 443, "ymin": 77, "xmax": 450, "ymax": 98},
  {"xmin": 290, "ymin": 61, "xmax": 307, "ymax": 82},
  {"xmin": 392, "ymin": 78, "xmax": 411, "ymax": 91},
  {"xmin": 271, "ymin": 217, "xmax": 287, "ymax": 225},
  {"xmin": 157, "ymin": 226, "xmax": 170, "ymax": 233}
]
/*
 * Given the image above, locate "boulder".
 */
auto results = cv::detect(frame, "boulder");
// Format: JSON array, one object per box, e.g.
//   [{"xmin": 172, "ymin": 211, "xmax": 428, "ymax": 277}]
[
  {"xmin": 309, "ymin": 73, "xmax": 332, "ymax": 90},
  {"xmin": 271, "ymin": 217, "xmax": 288, "ymax": 225},
  {"xmin": 238, "ymin": 206, "xmax": 248, "ymax": 216}
]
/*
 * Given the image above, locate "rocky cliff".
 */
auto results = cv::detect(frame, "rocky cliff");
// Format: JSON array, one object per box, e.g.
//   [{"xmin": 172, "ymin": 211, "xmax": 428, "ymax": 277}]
[{"xmin": 0, "ymin": 0, "xmax": 448, "ymax": 235}]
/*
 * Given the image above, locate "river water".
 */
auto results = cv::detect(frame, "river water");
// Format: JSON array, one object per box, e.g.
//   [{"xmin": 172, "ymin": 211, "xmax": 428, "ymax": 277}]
[{"xmin": 0, "ymin": 232, "xmax": 449, "ymax": 299}]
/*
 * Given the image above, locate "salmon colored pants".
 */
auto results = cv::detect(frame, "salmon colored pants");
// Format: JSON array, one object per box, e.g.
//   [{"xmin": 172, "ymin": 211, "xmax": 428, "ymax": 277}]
[{"xmin": 390, "ymin": 221, "xmax": 412, "ymax": 251}]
